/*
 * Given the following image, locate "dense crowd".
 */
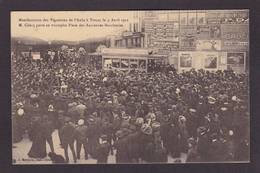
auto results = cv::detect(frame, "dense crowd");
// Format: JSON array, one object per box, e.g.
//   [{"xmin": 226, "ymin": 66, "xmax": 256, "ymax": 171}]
[{"xmin": 12, "ymin": 53, "xmax": 249, "ymax": 163}]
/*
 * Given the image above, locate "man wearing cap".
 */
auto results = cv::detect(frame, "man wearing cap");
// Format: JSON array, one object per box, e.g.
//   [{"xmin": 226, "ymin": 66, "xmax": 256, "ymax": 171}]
[{"xmin": 75, "ymin": 119, "xmax": 88, "ymax": 160}]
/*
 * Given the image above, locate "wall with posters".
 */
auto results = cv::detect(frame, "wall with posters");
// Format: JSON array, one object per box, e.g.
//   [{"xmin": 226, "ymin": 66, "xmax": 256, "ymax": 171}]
[
  {"xmin": 226, "ymin": 52, "xmax": 246, "ymax": 73},
  {"xmin": 178, "ymin": 51, "xmax": 220, "ymax": 72},
  {"xmin": 141, "ymin": 10, "xmax": 249, "ymax": 73}
]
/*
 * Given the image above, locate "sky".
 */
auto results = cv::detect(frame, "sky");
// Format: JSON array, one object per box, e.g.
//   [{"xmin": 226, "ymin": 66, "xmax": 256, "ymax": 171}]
[{"xmin": 11, "ymin": 11, "xmax": 135, "ymax": 41}]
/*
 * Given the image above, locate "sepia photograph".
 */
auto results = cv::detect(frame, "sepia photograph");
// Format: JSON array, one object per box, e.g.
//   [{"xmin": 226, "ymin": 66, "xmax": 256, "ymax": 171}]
[{"xmin": 11, "ymin": 10, "xmax": 249, "ymax": 164}]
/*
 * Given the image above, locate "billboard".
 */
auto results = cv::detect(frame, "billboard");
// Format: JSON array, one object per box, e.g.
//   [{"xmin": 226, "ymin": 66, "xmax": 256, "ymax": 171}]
[
  {"xmin": 221, "ymin": 41, "xmax": 249, "ymax": 51},
  {"xmin": 204, "ymin": 53, "xmax": 218, "ymax": 69},
  {"xmin": 227, "ymin": 52, "xmax": 245, "ymax": 66},
  {"xmin": 180, "ymin": 36, "xmax": 196, "ymax": 50},
  {"xmin": 196, "ymin": 40, "xmax": 221, "ymax": 51},
  {"xmin": 179, "ymin": 52, "xmax": 193, "ymax": 68},
  {"xmin": 221, "ymin": 24, "xmax": 249, "ymax": 41}
]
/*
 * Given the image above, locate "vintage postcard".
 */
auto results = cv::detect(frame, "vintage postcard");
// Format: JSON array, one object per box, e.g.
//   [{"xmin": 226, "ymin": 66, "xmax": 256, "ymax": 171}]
[{"xmin": 11, "ymin": 10, "xmax": 249, "ymax": 164}]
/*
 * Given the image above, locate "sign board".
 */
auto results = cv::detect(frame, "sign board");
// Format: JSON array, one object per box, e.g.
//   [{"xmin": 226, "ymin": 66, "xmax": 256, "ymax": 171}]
[
  {"xmin": 204, "ymin": 52, "xmax": 218, "ymax": 69},
  {"xmin": 31, "ymin": 52, "xmax": 41, "ymax": 60},
  {"xmin": 180, "ymin": 36, "xmax": 196, "ymax": 50},
  {"xmin": 221, "ymin": 41, "xmax": 248, "ymax": 51},
  {"xmin": 179, "ymin": 52, "xmax": 193, "ymax": 68},
  {"xmin": 221, "ymin": 24, "xmax": 249, "ymax": 41},
  {"xmin": 180, "ymin": 25, "xmax": 197, "ymax": 36},
  {"xmin": 196, "ymin": 40, "xmax": 221, "ymax": 51}
]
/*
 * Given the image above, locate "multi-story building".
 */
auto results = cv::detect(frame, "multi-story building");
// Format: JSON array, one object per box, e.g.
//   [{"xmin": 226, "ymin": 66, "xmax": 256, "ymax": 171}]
[{"xmin": 102, "ymin": 10, "xmax": 249, "ymax": 73}]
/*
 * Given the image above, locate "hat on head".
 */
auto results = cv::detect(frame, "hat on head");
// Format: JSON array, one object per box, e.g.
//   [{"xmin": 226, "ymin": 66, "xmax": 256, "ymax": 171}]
[
  {"xmin": 197, "ymin": 126, "xmax": 207, "ymax": 136},
  {"xmin": 88, "ymin": 118, "xmax": 95, "ymax": 124},
  {"xmin": 141, "ymin": 123, "xmax": 153, "ymax": 135},
  {"xmin": 189, "ymin": 108, "xmax": 197, "ymax": 113},
  {"xmin": 78, "ymin": 119, "xmax": 84, "ymax": 126},
  {"xmin": 115, "ymin": 130, "xmax": 124, "ymax": 138},
  {"xmin": 58, "ymin": 110, "xmax": 64, "ymax": 114},
  {"xmin": 208, "ymin": 96, "xmax": 216, "ymax": 104},
  {"xmin": 229, "ymin": 130, "xmax": 234, "ymax": 136},
  {"xmin": 151, "ymin": 122, "xmax": 160, "ymax": 132},
  {"xmin": 64, "ymin": 116, "xmax": 71, "ymax": 122},
  {"xmin": 221, "ymin": 107, "xmax": 228, "ymax": 111},
  {"xmin": 100, "ymin": 134, "xmax": 108, "ymax": 141},
  {"xmin": 17, "ymin": 108, "xmax": 24, "ymax": 116},
  {"xmin": 179, "ymin": 115, "xmax": 186, "ymax": 122},
  {"xmin": 135, "ymin": 117, "xmax": 144, "ymax": 125},
  {"xmin": 48, "ymin": 104, "xmax": 54, "ymax": 112},
  {"xmin": 187, "ymin": 137, "xmax": 196, "ymax": 146}
]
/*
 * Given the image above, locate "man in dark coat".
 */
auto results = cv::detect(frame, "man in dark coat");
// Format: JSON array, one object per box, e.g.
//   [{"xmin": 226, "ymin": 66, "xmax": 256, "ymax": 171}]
[
  {"xmin": 42, "ymin": 115, "xmax": 55, "ymax": 153},
  {"xmin": 75, "ymin": 119, "xmax": 88, "ymax": 160},
  {"xmin": 96, "ymin": 135, "xmax": 111, "ymax": 163},
  {"xmin": 60, "ymin": 117, "xmax": 77, "ymax": 163},
  {"xmin": 113, "ymin": 130, "xmax": 130, "ymax": 163}
]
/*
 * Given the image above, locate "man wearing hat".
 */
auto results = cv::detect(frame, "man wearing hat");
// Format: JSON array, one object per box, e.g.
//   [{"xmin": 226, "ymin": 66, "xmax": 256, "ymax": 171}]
[
  {"xmin": 75, "ymin": 119, "xmax": 88, "ymax": 160},
  {"xmin": 113, "ymin": 130, "xmax": 130, "ymax": 163},
  {"xmin": 57, "ymin": 110, "xmax": 66, "ymax": 147},
  {"xmin": 60, "ymin": 116, "xmax": 77, "ymax": 163},
  {"xmin": 197, "ymin": 126, "xmax": 210, "ymax": 162},
  {"xmin": 139, "ymin": 124, "xmax": 154, "ymax": 162},
  {"xmin": 86, "ymin": 117, "xmax": 100, "ymax": 159},
  {"xmin": 151, "ymin": 122, "xmax": 167, "ymax": 163},
  {"xmin": 96, "ymin": 134, "xmax": 111, "ymax": 163}
]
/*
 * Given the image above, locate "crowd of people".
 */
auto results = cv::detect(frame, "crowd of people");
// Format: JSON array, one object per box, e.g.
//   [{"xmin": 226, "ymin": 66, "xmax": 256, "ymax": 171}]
[{"xmin": 12, "ymin": 52, "xmax": 249, "ymax": 163}]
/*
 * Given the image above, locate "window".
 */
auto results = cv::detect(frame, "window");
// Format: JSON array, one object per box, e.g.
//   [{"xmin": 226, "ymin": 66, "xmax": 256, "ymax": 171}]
[
  {"xmin": 121, "ymin": 59, "xmax": 129, "ymax": 68},
  {"xmin": 139, "ymin": 59, "xmax": 146, "ymax": 69},
  {"xmin": 130, "ymin": 59, "xmax": 138, "ymax": 68},
  {"xmin": 103, "ymin": 58, "xmax": 112, "ymax": 68},
  {"xmin": 112, "ymin": 59, "xmax": 120, "ymax": 68}
]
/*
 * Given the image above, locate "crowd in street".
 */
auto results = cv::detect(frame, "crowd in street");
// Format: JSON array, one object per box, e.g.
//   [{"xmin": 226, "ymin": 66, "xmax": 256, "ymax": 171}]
[{"xmin": 12, "ymin": 52, "xmax": 249, "ymax": 163}]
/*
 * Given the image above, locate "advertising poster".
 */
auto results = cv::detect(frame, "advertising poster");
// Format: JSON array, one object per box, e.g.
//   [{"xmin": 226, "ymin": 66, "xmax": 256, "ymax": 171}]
[
  {"xmin": 180, "ymin": 12, "xmax": 188, "ymax": 25},
  {"xmin": 221, "ymin": 24, "xmax": 249, "ymax": 41},
  {"xmin": 180, "ymin": 36, "xmax": 196, "ymax": 50},
  {"xmin": 209, "ymin": 25, "xmax": 221, "ymax": 39},
  {"xmin": 221, "ymin": 41, "xmax": 249, "ymax": 51},
  {"xmin": 219, "ymin": 51, "xmax": 227, "ymax": 65},
  {"xmin": 179, "ymin": 52, "xmax": 193, "ymax": 68},
  {"xmin": 227, "ymin": 52, "xmax": 245, "ymax": 66},
  {"xmin": 168, "ymin": 51, "xmax": 178, "ymax": 66},
  {"xmin": 197, "ymin": 12, "xmax": 206, "ymax": 25},
  {"xmin": 180, "ymin": 25, "xmax": 197, "ymax": 36},
  {"xmin": 204, "ymin": 53, "xmax": 218, "ymax": 69},
  {"xmin": 197, "ymin": 25, "xmax": 210, "ymax": 39},
  {"xmin": 206, "ymin": 11, "xmax": 222, "ymax": 24},
  {"xmin": 196, "ymin": 40, "xmax": 221, "ymax": 51},
  {"xmin": 188, "ymin": 12, "xmax": 197, "ymax": 25}
]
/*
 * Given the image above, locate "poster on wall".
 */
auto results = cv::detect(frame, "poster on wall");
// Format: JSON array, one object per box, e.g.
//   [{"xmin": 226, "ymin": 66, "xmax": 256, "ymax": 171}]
[
  {"xmin": 188, "ymin": 12, "xmax": 197, "ymax": 25},
  {"xmin": 180, "ymin": 12, "xmax": 188, "ymax": 25},
  {"xmin": 197, "ymin": 25, "xmax": 210, "ymax": 39},
  {"xmin": 168, "ymin": 52, "xmax": 178, "ymax": 66},
  {"xmin": 209, "ymin": 25, "xmax": 221, "ymax": 38},
  {"xmin": 197, "ymin": 12, "xmax": 206, "ymax": 25},
  {"xmin": 196, "ymin": 40, "xmax": 221, "ymax": 51},
  {"xmin": 204, "ymin": 53, "xmax": 218, "ymax": 69},
  {"xmin": 227, "ymin": 52, "xmax": 245, "ymax": 66},
  {"xmin": 180, "ymin": 36, "xmax": 196, "ymax": 50},
  {"xmin": 179, "ymin": 52, "xmax": 193, "ymax": 68},
  {"xmin": 221, "ymin": 24, "xmax": 249, "ymax": 41},
  {"xmin": 219, "ymin": 52, "xmax": 227, "ymax": 65},
  {"xmin": 180, "ymin": 25, "xmax": 197, "ymax": 36},
  {"xmin": 221, "ymin": 41, "xmax": 248, "ymax": 51}
]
